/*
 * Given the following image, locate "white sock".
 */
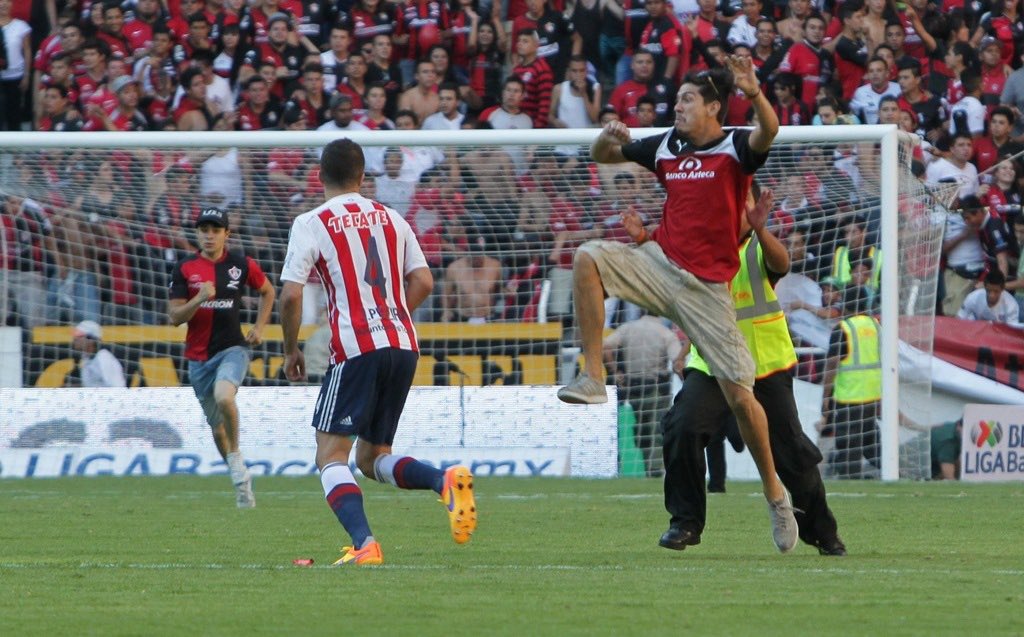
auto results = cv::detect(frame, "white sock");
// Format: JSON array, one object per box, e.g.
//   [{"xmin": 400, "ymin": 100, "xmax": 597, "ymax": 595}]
[
  {"xmin": 320, "ymin": 461, "xmax": 356, "ymax": 496},
  {"xmin": 227, "ymin": 452, "xmax": 248, "ymax": 484},
  {"xmin": 372, "ymin": 454, "xmax": 401, "ymax": 486}
]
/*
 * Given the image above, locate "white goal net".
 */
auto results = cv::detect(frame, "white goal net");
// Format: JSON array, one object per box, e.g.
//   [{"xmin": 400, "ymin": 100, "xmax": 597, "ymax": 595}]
[{"xmin": 0, "ymin": 127, "xmax": 953, "ymax": 480}]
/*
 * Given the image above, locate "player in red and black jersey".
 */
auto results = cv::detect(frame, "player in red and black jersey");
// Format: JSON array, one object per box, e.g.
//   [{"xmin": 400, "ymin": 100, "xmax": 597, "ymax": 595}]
[{"xmin": 168, "ymin": 208, "xmax": 276, "ymax": 508}]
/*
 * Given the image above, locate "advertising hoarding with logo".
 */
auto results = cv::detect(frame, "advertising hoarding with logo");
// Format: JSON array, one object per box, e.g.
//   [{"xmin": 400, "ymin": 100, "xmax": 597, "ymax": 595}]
[{"xmin": 961, "ymin": 404, "xmax": 1024, "ymax": 482}]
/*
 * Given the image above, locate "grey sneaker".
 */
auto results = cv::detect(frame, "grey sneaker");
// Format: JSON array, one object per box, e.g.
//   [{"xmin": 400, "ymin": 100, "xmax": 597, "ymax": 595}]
[
  {"xmin": 235, "ymin": 475, "xmax": 255, "ymax": 509},
  {"xmin": 557, "ymin": 374, "xmax": 608, "ymax": 404},
  {"xmin": 767, "ymin": 491, "xmax": 798, "ymax": 553}
]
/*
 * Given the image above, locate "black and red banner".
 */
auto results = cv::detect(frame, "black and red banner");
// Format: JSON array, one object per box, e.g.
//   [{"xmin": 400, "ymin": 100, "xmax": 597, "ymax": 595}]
[{"xmin": 933, "ymin": 317, "xmax": 1024, "ymax": 392}]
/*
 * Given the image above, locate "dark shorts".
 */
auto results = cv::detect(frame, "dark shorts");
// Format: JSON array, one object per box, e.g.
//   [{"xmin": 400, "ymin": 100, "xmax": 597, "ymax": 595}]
[{"xmin": 311, "ymin": 347, "xmax": 418, "ymax": 445}]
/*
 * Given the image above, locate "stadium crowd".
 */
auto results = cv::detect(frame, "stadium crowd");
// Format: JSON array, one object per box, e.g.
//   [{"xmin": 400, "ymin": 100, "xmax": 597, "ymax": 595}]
[{"xmin": 2, "ymin": 0, "xmax": 1024, "ymax": 326}]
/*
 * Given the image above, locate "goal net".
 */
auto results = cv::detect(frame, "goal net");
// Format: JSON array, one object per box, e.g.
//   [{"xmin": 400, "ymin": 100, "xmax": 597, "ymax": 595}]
[{"xmin": 0, "ymin": 127, "xmax": 952, "ymax": 480}]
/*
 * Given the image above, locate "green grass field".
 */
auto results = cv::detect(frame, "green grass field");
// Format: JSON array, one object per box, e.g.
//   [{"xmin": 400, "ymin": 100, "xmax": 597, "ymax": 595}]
[{"xmin": 2, "ymin": 476, "xmax": 1022, "ymax": 636}]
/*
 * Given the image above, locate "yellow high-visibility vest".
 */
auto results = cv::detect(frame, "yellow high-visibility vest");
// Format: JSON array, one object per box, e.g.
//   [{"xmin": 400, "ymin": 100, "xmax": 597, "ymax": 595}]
[
  {"xmin": 832, "ymin": 245, "xmax": 881, "ymax": 289},
  {"xmin": 834, "ymin": 314, "xmax": 882, "ymax": 404},
  {"xmin": 688, "ymin": 236, "xmax": 798, "ymax": 379}
]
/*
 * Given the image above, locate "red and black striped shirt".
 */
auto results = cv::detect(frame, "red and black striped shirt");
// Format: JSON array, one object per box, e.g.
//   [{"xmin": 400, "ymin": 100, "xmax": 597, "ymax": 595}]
[
  {"xmin": 169, "ymin": 251, "xmax": 268, "ymax": 361},
  {"xmin": 512, "ymin": 57, "xmax": 554, "ymax": 128}
]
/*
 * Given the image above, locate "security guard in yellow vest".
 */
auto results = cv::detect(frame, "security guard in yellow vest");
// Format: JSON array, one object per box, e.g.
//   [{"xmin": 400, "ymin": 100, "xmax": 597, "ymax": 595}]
[
  {"xmin": 819, "ymin": 285, "xmax": 882, "ymax": 478},
  {"xmin": 651, "ymin": 187, "xmax": 846, "ymax": 556},
  {"xmin": 831, "ymin": 213, "xmax": 881, "ymax": 289}
]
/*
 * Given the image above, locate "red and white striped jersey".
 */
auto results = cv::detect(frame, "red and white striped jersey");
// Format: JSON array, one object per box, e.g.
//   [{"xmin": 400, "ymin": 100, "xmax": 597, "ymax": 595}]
[{"xmin": 281, "ymin": 193, "xmax": 428, "ymax": 364}]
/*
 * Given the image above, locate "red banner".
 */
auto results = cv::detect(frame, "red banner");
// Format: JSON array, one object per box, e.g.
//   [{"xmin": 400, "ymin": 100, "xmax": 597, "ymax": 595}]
[{"xmin": 932, "ymin": 317, "xmax": 1024, "ymax": 392}]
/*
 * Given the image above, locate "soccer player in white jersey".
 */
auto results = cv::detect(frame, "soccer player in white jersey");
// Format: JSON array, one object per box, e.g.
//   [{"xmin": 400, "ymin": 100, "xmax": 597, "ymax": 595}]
[{"xmin": 279, "ymin": 139, "xmax": 477, "ymax": 566}]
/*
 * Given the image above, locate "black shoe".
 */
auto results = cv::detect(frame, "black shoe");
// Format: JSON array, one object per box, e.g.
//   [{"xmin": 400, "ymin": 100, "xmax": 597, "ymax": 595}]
[
  {"xmin": 815, "ymin": 537, "xmax": 847, "ymax": 556},
  {"xmin": 707, "ymin": 483, "xmax": 726, "ymax": 493},
  {"xmin": 659, "ymin": 526, "xmax": 701, "ymax": 551}
]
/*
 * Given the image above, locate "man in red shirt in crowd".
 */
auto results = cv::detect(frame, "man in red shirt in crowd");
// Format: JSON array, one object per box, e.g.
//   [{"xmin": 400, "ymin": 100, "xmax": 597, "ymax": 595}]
[
  {"xmin": 511, "ymin": 0, "xmax": 578, "ymax": 78},
  {"xmin": 778, "ymin": 12, "xmax": 833, "ymax": 112},
  {"xmin": 236, "ymin": 76, "xmax": 283, "ymax": 130},
  {"xmin": 639, "ymin": 0, "xmax": 687, "ymax": 84},
  {"xmin": 980, "ymin": 37, "xmax": 1010, "ymax": 114},
  {"xmin": 973, "ymin": 106, "xmax": 1024, "ymax": 173},
  {"xmin": 172, "ymin": 12, "xmax": 216, "ymax": 71},
  {"xmin": 97, "ymin": 3, "xmax": 133, "ymax": 59},
  {"xmin": 609, "ymin": 50, "xmax": 675, "ymax": 127},
  {"xmin": 168, "ymin": 0, "xmax": 219, "ymax": 41},
  {"xmin": 292, "ymin": 62, "xmax": 331, "ymax": 128},
  {"xmin": 512, "ymin": 29, "xmax": 554, "ymax": 128},
  {"xmin": 124, "ymin": 0, "xmax": 163, "ymax": 57},
  {"xmin": 74, "ymin": 39, "xmax": 111, "ymax": 107}
]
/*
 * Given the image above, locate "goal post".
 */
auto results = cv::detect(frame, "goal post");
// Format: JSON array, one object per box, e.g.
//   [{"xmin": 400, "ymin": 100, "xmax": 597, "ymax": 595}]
[{"xmin": 0, "ymin": 125, "xmax": 946, "ymax": 481}]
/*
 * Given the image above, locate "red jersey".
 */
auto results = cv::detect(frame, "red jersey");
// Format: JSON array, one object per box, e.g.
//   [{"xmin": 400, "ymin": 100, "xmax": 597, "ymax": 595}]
[
  {"xmin": 169, "ymin": 251, "xmax": 268, "ymax": 361},
  {"xmin": 395, "ymin": 0, "xmax": 449, "ymax": 61},
  {"xmin": 982, "ymin": 65, "xmax": 1008, "ymax": 113},
  {"xmin": 512, "ymin": 57, "xmax": 554, "ymax": 128},
  {"xmin": 351, "ymin": 6, "xmax": 395, "ymax": 46},
  {"xmin": 123, "ymin": 19, "xmax": 155, "ymax": 57},
  {"xmin": 280, "ymin": 193, "xmax": 427, "ymax": 364},
  {"xmin": 779, "ymin": 40, "xmax": 834, "ymax": 110},
  {"xmin": 621, "ymin": 128, "xmax": 769, "ymax": 282}
]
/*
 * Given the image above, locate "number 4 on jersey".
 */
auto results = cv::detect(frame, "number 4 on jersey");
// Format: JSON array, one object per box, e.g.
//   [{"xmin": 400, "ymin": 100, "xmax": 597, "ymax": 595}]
[{"xmin": 364, "ymin": 235, "xmax": 388, "ymax": 299}]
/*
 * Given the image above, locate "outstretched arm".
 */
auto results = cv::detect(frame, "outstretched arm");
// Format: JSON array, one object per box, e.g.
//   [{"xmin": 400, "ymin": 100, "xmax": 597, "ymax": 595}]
[
  {"xmin": 726, "ymin": 54, "xmax": 778, "ymax": 153},
  {"xmin": 747, "ymin": 189, "xmax": 789, "ymax": 273}
]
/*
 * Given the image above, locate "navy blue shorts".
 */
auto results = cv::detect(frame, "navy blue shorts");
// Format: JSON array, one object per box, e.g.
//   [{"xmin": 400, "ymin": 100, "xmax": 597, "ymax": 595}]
[{"xmin": 311, "ymin": 348, "xmax": 418, "ymax": 445}]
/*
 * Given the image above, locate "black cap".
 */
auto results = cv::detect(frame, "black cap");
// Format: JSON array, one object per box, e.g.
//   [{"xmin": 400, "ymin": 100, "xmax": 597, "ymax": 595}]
[{"xmin": 195, "ymin": 207, "xmax": 229, "ymax": 229}]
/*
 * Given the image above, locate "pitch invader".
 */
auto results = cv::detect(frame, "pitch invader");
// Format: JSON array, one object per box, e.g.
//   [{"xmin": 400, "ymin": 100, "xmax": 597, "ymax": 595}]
[
  {"xmin": 168, "ymin": 208, "xmax": 276, "ymax": 508},
  {"xmin": 279, "ymin": 139, "xmax": 477, "ymax": 566}
]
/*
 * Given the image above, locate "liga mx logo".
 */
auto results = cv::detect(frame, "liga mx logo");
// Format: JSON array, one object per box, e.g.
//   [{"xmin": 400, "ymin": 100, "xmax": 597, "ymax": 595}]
[{"xmin": 971, "ymin": 420, "xmax": 1003, "ymax": 448}]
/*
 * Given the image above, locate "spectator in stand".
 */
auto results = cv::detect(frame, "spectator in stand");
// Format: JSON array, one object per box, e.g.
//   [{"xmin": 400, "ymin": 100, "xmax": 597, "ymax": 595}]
[
  {"xmin": 337, "ymin": 52, "xmax": 370, "ymax": 113},
  {"xmin": 175, "ymin": 66, "xmax": 217, "ymax": 130},
  {"xmin": 351, "ymin": 0, "xmax": 397, "ymax": 51},
  {"xmin": 751, "ymin": 18, "xmax": 783, "ymax": 79},
  {"xmin": 1, "ymin": 193, "xmax": 58, "ymax": 329},
  {"xmin": 974, "ymin": 5, "xmax": 1020, "ymax": 73},
  {"xmin": 98, "ymin": 2, "xmax": 133, "ymax": 59},
  {"xmin": 320, "ymin": 24, "xmax": 352, "ymax": 93},
  {"xmin": 635, "ymin": 95, "xmax": 659, "ymax": 126},
  {"xmin": 958, "ymin": 268, "xmax": 1020, "ymax": 323},
  {"xmin": 831, "ymin": 212, "xmax": 879, "ymax": 288},
  {"xmin": 512, "ymin": 29, "xmax": 554, "ymax": 128},
  {"xmin": 76, "ymin": 39, "xmax": 112, "ymax": 109},
  {"xmin": 375, "ymin": 147, "xmax": 416, "ymax": 216},
  {"xmin": 831, "ymin": 1, "xmax": 868, "ymax": 104},
  {"xmin": 949, "ymin": 69, "xmax": 988, "ymax": 139},
  {"xmin": 393, "ymin": 0, "xmax": 449, "ymax": 86},
  {"xmin": 364, "ymin": 33, "xmax": 402, "ymax": 119},
  {"xmin": 728, "ymin": 0, "xmax": 768, "ymax": 48},
  {"xmin": 980, "ymin": 158, "xmax": 1024, "ymax": 227},
  {"xmin": 974, "ymin": 108, "xmax": 1024, "ymax": 173},
  {"xmin": 134, "ymin": 25, "xmax": 177, "ymax": 98},
  {"xmin": 940, "ymin": 195, "xmax": 998, "ymax": 315},
  {"xmin": 467, "ymin": 20, "xmax": 507, "ymax": 110},
  {"xmin": 980, "ymin": 37, "xmax": 1011, "ymax": 114},
  {"xmin": 942, "ymin": 41, "xmax": 975, "ymax": 109},
  {"xmin": 392, "ymin": 109, "xmax": 445, "ymax": 182},
  {"xmin": 0, "ymin": 0, "xmax": 31, "ymax": 129},
  {"xmin": 778, "ymin": 12, "xmax": 832, "ymax": 114},
  {"xmin": 172, "ymin": 12, "xmax": 216, "ymax": 72},
  {"xmin": 247, "ymin": 12, "xmax": 305, "ymax": 96},
  {"xmin": 772, "ymin": 72, "xmax": 811, "ymax": 126},
  {"xmin": 511, "ymin": 0, "xmax": 579, "ymax": 79},
  {"xmin": 88, "ymin": 75, "xmax": 152, "ymax": 131},
  {"xmin": 479, "ymin": 75, "xmax": 534, "ymax": 131},
  {"xmin": 361, "ymin": 81, "xmax": 394, "ymax": 129},
  {"xmin": 423, "ymin": 82, "xmax": 466, "ymax": 130},
  {"xmin": 926, "ymin": 133, "xmax": 978, "ymax": 199},
  {"xmin": 897, "ymin": 57, "xmax": 947, "ymax": 142},
  {"xmin": 441, "ymin": 238, "xmax": 504, "ymax": 323},
  {"xmin": 38, "ymin": 84, "xmax": 84, "ymax": 131},
  {"xmin": 428, "ymin": 45, "xmax": 482, "ymax": 112},
  {"xmin": 607, "ymin": 50, "xmax": 674, "ymax": 127},
  {"xmin": 638, "ymin": 0, "xmax": 685, "ymax": 84},
  {"xmin": 236, "ymin": 75, "xmax": 283, "ymax": 129},
  {"xmin": 125, "ymin": 0, "xmax": 163, "ymax": 56},
  {"xmin": 398, "ymin": 59, "xmax": 440, "ymax": 125},
  {"xmin": 70, "ymin": 321, "xmax": 126, "ymax": 387},
  {"xmin": 177, "ymin": 49, "xmax": 234, "ymax": 116},
  {"xmin": 98, "ymin": 194, "xmax": 143, "ymax": 324},
  {"xmin": 849, "ymin": 56, "xmax": 901, "ymax": 124},
  {"xmin": 292, "ymin": 62, "xmax": 330, "ymax": 128},
  {"xmin": 318, "ymin": 93, "xmax": 384, "ymax": 175},
  {"xmin": 550, "ymin": 54, "xmax": 602, "ymax": 133},
  {"xmin": 777, "ymin": 0, "xmax": 813, "ymax": 43},
  {"xmin": 962, "ymin": 195, "xmax": 1017, "ymax": 278}
]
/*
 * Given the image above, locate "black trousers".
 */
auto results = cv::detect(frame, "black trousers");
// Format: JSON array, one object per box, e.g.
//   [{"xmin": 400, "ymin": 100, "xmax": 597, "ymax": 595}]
[
  {"xmin": 661, "ymin": 370, "xmax": 840, "ymax": 547},
  {"xmin": 0, "ymin": 79, "xmax": 24, "ymax": 131},
  {"xmin": 830, "ymin": 402, "xmax": 880, "ymax": 479}
]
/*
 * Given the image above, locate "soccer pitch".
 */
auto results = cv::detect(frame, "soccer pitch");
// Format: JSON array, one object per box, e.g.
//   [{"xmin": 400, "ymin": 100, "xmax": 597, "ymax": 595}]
[{"xmin": 2, "ymin": 476, "xmax": 1021, "ymax": 636}]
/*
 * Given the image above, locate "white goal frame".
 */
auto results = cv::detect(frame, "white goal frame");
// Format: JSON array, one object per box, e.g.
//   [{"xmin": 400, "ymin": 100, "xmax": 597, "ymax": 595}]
[{"xmin": 0, "ymin": 125, "xmax": 904, "ymax": 480}]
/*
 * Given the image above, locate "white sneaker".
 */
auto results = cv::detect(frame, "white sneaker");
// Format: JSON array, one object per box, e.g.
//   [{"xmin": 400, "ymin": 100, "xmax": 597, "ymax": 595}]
[
  {"xmin": 556, "ymin": 374, "xmax": 608, "ymax": 404},
  {"xmin": 235, "ymin": 475, "xmax": 255, "ymax": 509},
  {"xmin": 767, "ymin": 491, "xmax": 798, "ymax": 553}
]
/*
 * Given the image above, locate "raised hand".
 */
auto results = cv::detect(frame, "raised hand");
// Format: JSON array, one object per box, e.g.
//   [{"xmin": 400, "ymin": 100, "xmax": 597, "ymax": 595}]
[
  {"xmin": 601, "ymin": 120, "xmax": 631, "ymax": 145},
  {"xmin": 725, "ymin": 54, "xmax": 760, "ymax": 98},
  {"xmin": 746, "ymin": 188, "xmax": 775, "ymax": 231}
]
